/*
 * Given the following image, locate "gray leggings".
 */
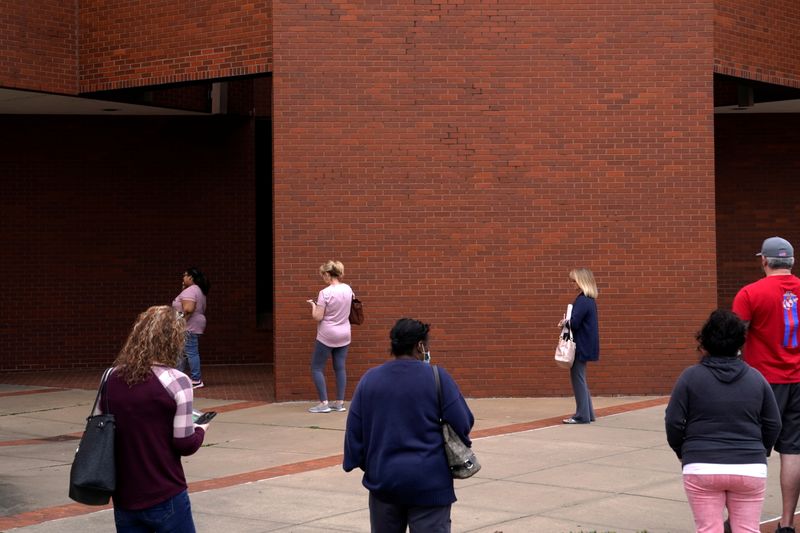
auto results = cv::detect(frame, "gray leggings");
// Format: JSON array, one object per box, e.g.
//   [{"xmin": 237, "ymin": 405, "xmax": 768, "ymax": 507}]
[{"xmin": 311, "ymin": 340, "xmax": 348, "ymax": 402}]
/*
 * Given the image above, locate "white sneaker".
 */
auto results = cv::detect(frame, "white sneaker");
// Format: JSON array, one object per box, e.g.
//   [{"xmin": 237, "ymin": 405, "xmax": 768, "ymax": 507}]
[
  {"xmin": 308, "ymin": 403, "xmax": 331, "ymax": 413},
  {"xmin": 331, "ymin": 402, "xmax": 347, "ymax": 412}
]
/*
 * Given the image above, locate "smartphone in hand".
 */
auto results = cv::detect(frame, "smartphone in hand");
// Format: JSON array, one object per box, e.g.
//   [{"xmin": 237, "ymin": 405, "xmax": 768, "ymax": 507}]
[{"xmin": 194, "ymin": 411, "xmax": 217, "ymax": 424}]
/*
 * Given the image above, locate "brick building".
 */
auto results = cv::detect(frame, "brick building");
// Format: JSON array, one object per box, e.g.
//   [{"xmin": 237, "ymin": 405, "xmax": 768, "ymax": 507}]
[{"xmin": 2, "ymin": 1, "xmax": 799, "ymax": 401}]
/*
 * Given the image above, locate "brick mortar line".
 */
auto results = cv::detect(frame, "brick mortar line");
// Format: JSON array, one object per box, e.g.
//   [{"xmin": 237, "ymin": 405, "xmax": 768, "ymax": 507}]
[
  {"xmin": 472, "ymin": 396, "xmax": 669, "ymax": 439},
  {"xmin": 0, "ymin": 397, "xmax": 668, "ymax": 530},
  {"xmin": 0, "ymin": 397, "xmax": 662, "ymax": 447},
  {"xmin": 0, "ymin": 433, "xmax": 84, "ymax": 447},
  {"xmin": 0, "ymin": 388, "xmax": 66, "ymax": 398},
  {"xmin": 0, "ymin": 401, "xmax": 268, "ymax": 447}
]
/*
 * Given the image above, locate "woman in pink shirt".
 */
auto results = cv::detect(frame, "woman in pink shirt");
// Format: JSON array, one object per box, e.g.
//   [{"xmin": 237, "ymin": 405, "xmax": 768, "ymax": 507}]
[
  {"xmin": 306, "ymin": 260, "xmax": 354, "ymax": 413},
  {"xmin": 172, "ymin": 267, "xmax": 209, "ymax": 389}
]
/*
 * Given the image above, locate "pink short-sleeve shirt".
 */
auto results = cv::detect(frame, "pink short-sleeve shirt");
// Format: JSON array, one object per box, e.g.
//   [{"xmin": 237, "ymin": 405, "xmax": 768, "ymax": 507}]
[
  {"xmin": 315, "ymin": 283, "xmax": 353, "ymax": 348},
  {"xmin": 172, "ymin": 284, "xmax": 207, "ymax": 334}
]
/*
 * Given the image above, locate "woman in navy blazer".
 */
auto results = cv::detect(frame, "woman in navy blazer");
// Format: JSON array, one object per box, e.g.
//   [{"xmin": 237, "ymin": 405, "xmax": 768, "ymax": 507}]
[{"xmin": 559, "ymin": 268, "xmax": 600, "ymax": 424}]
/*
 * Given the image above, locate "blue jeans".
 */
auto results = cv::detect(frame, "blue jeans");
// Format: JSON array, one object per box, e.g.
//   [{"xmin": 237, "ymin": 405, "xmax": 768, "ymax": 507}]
[
  {"xmin": 311, "ymin": 340, "xmax": 348, "ymax": 402},
  {"xmin": 182, "ymin": 333, "xmax": 202, "ymax": 382},
  {"xmin": 113, "ymin": 489, "xmax": 196, "ymax": 532}
]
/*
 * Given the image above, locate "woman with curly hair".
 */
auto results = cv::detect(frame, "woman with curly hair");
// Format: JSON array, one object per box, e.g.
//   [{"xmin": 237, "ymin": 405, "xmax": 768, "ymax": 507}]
[{"xmin": 101, "ymin": 305, "xmax": 210, "ymax": 532}]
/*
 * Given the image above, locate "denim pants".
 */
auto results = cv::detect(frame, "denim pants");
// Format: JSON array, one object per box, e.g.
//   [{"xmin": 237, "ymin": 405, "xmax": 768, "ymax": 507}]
[
  {"xmin": 311, "ymin": 340, "xmax": 348, "ymax": 402},
  {"xmin": 182, "ymin": 332, "xmax": 202, "ymax": 382},
  {"xmin": 113, "ymin": 489, "xmax": 196, "ymax": 533},
  {"xmin": 683, "ymin": 474, "xmax": 766, "ymax": 533}
]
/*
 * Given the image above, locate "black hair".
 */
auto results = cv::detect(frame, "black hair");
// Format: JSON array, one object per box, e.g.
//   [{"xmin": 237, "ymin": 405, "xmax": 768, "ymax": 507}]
[
  {"xmin": 186, "ymin": 267, "xmax": 210, "ymax": 295},
  {"xmin": 390, "ymin": 318, "xmax": 430, "ymax": 356},
  {"xmin": 696, "ymin": 309, "xmax": 746, "ymax": 358}
]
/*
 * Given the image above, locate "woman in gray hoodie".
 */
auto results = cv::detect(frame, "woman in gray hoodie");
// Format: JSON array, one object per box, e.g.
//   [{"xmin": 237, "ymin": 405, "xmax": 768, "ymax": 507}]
[{"xmin": 665, "ymin": 309, "xmax": 781, "ymax": 533}]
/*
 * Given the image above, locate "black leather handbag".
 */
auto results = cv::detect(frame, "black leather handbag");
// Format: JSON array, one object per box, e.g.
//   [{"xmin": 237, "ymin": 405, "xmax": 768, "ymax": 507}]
[{"xmin": 68, "ymin": 367, "xmax": 116, "ymax": 505}]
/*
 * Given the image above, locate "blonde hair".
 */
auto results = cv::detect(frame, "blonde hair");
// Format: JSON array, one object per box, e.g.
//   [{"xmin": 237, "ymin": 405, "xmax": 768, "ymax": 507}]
[
  {"xmin": 114, "ymin": 306, "xmax": 186, "ymax": 385},
  {"xmin": 319, "ymin": 260, "xmax": 344, "ymax": 278},
  {"xmin": 570, "ymin": 268, "xmax": 598, "ymax": 299}
]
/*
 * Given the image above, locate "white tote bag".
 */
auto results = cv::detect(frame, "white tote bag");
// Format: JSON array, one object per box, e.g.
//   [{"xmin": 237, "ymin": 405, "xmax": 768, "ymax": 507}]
[
  {"xmin": 554, "ymin": 327, "xmax": 576, "ymax": 368},
  {"xmin": 554, "ymin": 304, "xmax": 575, "ymax": 368}
]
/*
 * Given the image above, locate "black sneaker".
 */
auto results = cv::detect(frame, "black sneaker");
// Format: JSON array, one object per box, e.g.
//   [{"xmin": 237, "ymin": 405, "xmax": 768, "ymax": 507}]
[{"xmin": 776, "ymin": 524, "xmax": 796, "ymax": 533}]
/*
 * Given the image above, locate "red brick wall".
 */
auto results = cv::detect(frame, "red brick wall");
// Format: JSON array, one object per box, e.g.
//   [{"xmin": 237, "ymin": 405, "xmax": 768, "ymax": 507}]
[
  {"xmin": 716, "ymin": 114, "xmax": 800, "ymax": 307},
  {"xmin": 78, "ymin": 0, "xmax": 272, "ymax": 92},
  {"xmin": 0, "ymin": 0, "xmax": 78, "ymax": 94},
  {"xmin": 0, "ymin": 116, "xmax": 269, "ymax": 371},
  {"xmin": 715, "ymin": 0, "xmax": 800, "ymax": 87},
  {"xmin": 272, "ymin": 1, "xmax": 717, "ymax": 400}
]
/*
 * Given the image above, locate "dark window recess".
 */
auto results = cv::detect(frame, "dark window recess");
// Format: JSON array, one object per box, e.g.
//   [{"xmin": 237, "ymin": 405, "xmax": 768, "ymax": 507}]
[{"xmin": 255, "ymin": 117, "xmax": 273, "ymax": 330}]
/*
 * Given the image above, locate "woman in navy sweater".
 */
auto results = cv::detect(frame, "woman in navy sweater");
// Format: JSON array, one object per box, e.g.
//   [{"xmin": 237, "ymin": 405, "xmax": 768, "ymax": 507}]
[
  {"xmin": 559, "ymin": 267, "xmax": 600, "ymax": 424},
  {"xmin": 665, "ymin": 309, "xmax": 781, "ymax": 533},
  {"xmin": 343, "ymin": 318, "xmax": 474, "ymax": 533}
]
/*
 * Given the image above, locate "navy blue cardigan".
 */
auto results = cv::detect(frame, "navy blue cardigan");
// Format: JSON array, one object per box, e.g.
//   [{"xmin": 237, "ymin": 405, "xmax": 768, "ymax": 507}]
[
  {"xmin": 568, "ymin": 293, "xmax": 599, "ymax": 361},
  {"xmin": 343, "ymin": 359, "xmax": 474, "ymax": 506}
]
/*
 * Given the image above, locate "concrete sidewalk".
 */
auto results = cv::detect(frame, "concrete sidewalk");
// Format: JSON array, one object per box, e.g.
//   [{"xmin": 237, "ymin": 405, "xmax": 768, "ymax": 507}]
[{"xmin": 0, "ymin": 385, "xmax": 785, "ymax": 532}]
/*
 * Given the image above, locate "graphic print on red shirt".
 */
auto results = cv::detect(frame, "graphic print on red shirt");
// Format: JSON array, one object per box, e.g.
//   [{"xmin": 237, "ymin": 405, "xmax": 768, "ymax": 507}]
[{"xmin": 733, "ymin": 274, "xmax": 800, "ymax": 384}]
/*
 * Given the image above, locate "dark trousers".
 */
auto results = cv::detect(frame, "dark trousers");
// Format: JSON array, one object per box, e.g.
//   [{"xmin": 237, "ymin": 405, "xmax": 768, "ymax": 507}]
[
  {"xmin": 569, "ymin": 359, "xmax": 595, "ymax": 422},
  {"xmin": 369, "ymin": 493, "xmax": 452, "ymax": 533}
]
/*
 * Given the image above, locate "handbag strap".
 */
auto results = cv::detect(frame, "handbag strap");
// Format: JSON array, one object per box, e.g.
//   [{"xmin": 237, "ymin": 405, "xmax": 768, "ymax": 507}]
[
  {"xmin": 90, "ymin": 367, "xmax": 114, "ymax": 418},
  {"xmin": 432, "ymin": 365, "xmax": 443, "ymax": 424}
]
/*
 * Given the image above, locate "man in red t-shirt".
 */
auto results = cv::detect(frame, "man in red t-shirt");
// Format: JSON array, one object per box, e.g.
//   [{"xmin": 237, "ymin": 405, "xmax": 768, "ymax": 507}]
[{"xmin": 733, "ymin": 236, "xmax": 800, "ymax": 533}]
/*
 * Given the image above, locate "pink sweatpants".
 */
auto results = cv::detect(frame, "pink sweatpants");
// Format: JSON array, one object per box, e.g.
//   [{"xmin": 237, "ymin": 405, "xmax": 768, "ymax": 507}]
[{"xmin": 683, "ymin": 474, "xmax": 766, "ymax": 533}]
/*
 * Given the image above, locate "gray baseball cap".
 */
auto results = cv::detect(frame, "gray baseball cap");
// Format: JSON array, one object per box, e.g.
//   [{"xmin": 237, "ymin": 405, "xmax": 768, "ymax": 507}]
[{"xmin": 757, "ymin": 236, "xmax": 794, "ymax": 258}]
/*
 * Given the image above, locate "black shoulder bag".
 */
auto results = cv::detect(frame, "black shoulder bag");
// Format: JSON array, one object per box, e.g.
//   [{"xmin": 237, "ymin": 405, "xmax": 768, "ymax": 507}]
[{"xmin": 69, "ymin": 367, "xmax": 116, "ymax": 505}]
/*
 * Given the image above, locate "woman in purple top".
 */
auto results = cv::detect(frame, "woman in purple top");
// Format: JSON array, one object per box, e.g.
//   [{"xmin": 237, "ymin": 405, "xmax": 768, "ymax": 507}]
[
  {"xmin": 172, "ymin": 267, "xmax": 209, "ymax": 389},
  {"xmin": 306, "ymin": 260, "xmax": 354, "ymax": 413},
  {"xmin": 102, "ymin": 305, "xmax": 210, "ymax": 533}
]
